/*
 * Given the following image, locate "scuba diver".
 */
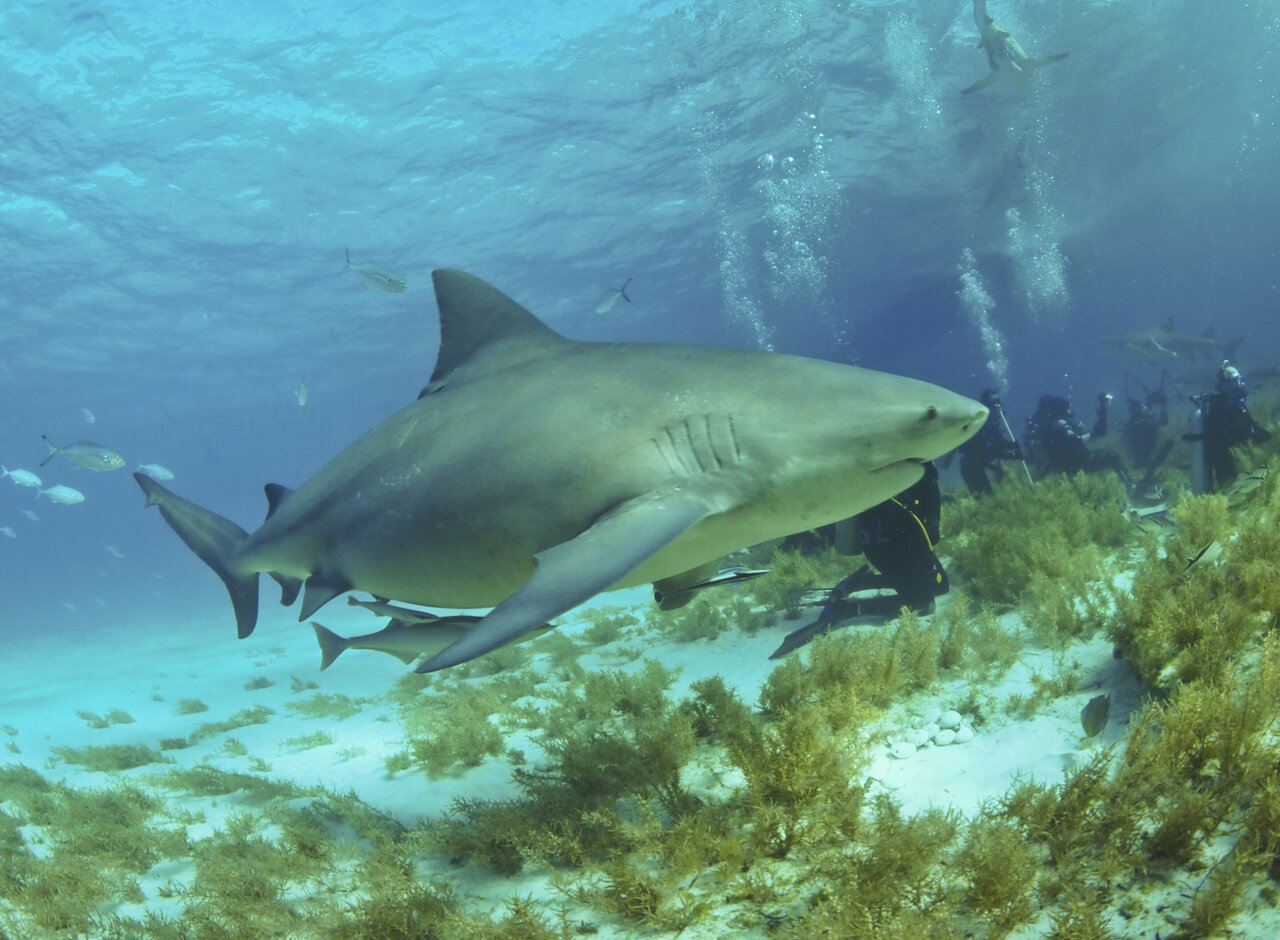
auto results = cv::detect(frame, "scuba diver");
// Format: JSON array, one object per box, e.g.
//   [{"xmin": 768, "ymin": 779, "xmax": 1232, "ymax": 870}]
[
  {"xmin": 1119, "ymin": 373, "xmax": 1170, "ymax": 468},
  {"xmin": 1186, "ymin": 361, "xmax": 1271, "ymax": 492},
  {"xmin": 771, "ymin": 462, "xmax": 948, "ymax": 659},
  {"xmin": 1023, "ymin": 392, "xmax": 1134, "ymax": 487},
  {"xmin": 958, "ymin": 388, "xmax": 1026, "ymax": 496}
]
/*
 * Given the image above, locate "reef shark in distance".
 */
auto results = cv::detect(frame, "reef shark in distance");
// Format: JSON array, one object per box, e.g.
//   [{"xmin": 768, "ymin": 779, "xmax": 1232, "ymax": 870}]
[{"xmin": 136, "ymin": 269, "xmax": 987, "ymax": 673}]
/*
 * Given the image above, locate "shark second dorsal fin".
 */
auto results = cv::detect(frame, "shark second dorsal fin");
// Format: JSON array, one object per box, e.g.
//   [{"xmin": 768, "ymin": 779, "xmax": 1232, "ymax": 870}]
[
  {"xmin": 428, "ymin": 269, "xmax": 567, "ymax": 385},
  {"xmin": 263, "ymin": 483, "xmax": 294, "ymax": 521}
]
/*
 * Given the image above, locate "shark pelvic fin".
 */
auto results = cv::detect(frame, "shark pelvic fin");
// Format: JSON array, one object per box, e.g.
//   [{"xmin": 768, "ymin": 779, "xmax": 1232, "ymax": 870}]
[{"xmin": 300, "ymin": 569, "xmax": 352, "ymax": 620}]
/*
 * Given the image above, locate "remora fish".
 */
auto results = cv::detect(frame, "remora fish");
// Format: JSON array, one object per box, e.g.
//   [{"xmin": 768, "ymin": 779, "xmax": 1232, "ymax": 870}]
[
  {"xmin": 312, "ymin": 616, "xmax": 554, "ymax": 670},
  {"xmin": 962, "ymin": 0, "xmax": 1068, "ymax": 95},
  {"xmin": 136, "ymin": 463, "xmax": 176, "ymax": 480},
  {"xmin": 41, "ymin": 437, "xmax": 125, "ymax": 471},
  {"xmin": 340, "ymin": 248, "xmax": 409, "ymax": 293},
  {"xmin": 347, "ymin": 595, "xmax": 445, "ymax": 623},
  {"xmin": 1, "ymin": 467, "xmax": 42, "ymax": 488},
  {"xmin": 40, "ymin": 485, "xmax": 85, "ymax": 505},
  {"xmin": 136, "ymin": 268, "xmax": 987, "ymax": 673}
]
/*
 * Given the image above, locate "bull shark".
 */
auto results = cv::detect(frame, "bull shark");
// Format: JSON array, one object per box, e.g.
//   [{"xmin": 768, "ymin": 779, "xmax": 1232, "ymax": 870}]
[
  {"xmin": 963, "ymin": 0, "xmax": 1069, "ymax": 95},
  {"xmin": 136, "ymin": 269, "xmax": 987, "ymax": 673},
  {"xmin": 1102, "ymin": 318, "xmax": 1250, "ymax": 366}
]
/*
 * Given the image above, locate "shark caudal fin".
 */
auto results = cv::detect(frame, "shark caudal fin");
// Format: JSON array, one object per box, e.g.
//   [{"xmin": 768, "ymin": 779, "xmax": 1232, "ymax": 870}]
[{"xmin": 134, "ymin": 473, "xmax": 260, "ymax": 638}]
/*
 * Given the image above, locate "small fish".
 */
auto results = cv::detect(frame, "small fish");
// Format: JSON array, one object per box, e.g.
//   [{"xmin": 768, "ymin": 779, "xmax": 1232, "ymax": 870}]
[
  {"xmin": 80, "ymin": 407, "xmax": 96, "ymax": 424},
  {"xmin": 340, "ymin": 248, "xmax": 409, "ymax": 293},
  {"xmin": 347, "ymin": 595, "xmax": 445, "ymax": 623},
  {"xmin": 1080, "ymin": 694, "xmax": 1111, "ymax": 738},
  {"xmin": 1183, "ymin": 540, "xmax": 1224, "ymax": 575},
  {"xmin": 39, "ymin": 485, "xmax": 85, "ymax": 505},
  {"xmin": 312, "ymin": 617, "xmax": 554, "ymax": 670},
  {"xmin": 594, "ymin": 277, "xmax": 633, "ymax": 315},
  {"xmin": 0, "ymin": 526, "xmax": 15, "ymax": 539},
  {"xmin": 295, "ymin": 381, "xmax": 308, "ymax": 406},
  {"xmin": 41, "ymin": 437, "xmax": 125, "ymax": 471},
  {"xmin": 1, "ymin": 467, "xmax": 42, "ymax": 488},
  {"xmin": 104, "ymin": 544, "xmax": 125, "ymax": 558},
  {"xmin": 21, "ymin": 510, "xmax": 38, "ymax": 522},
  {"xmin": 136, "ymin": 463, "xmax": 175, "ymax": 481}
]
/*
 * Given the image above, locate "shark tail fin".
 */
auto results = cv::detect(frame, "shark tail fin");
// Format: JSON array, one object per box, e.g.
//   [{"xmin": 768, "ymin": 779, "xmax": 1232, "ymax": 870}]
[
  {"xmin": 134, "ymin": 472, "xmax": 260, "ymax": 638},
  {"xmin": 310, "ymin": 622, "xmax": 347, "ymax": 671}
]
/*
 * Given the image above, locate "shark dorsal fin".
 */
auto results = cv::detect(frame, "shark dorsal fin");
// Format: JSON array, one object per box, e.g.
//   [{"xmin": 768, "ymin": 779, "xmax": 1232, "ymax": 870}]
[{"xmin": 428, "ymin": 269, "xmax": 567, "ymax": 385}]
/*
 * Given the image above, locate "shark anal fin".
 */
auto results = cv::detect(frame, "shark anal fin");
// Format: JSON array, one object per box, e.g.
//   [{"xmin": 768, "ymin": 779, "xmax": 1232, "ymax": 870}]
[
  {"xmin": 300, "ymin": 569, "xmax": 352, "ymax": 620},
  {"xmin": 272, "ymin": 573, "xmax": 303, "ymax": 606},
  {"xmin": 417, "ymin": 492, "xmax": 717, "ymax": 672}
]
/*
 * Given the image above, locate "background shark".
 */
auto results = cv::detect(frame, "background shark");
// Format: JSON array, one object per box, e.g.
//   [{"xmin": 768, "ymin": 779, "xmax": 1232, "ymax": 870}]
[
  {"xmin": 963, "ymin": 0, "xmax": 1069, "ymax": 94},
  {"xmin": 1103, "ymin": 318, "xmax": 1250, "ymax": 366},
  {"xmin": 137, "ymin": 269, "xmax": 987, "ymax": 673}
]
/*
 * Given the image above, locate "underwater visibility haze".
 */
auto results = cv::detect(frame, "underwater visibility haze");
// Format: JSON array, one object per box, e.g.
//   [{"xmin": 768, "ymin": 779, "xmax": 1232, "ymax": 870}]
[{"xmin": 4, "ymin": 1, "xmax": 1280, "ymax": 936}]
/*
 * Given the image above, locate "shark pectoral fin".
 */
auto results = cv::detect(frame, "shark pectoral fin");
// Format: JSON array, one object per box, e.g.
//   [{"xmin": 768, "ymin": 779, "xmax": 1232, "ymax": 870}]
[
  {"xmin": 962, "ymin": 73, "xmax": 1001, "ymax": 95},
  {"xmin": 416, "ymin": 492, "xmax": 717, "ymax": 673}
]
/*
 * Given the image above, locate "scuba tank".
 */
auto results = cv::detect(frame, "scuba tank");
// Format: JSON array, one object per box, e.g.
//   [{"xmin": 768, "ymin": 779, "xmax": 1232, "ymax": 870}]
[{"xmin": 1187, "ymin": 400, "xmax": 1208, "ymax": 495}]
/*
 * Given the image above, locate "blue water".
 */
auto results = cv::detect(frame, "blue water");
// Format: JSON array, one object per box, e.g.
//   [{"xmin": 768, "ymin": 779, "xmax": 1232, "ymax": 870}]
[{"xmin": 2, "ymin": 0, "xmax": 1278, "ymax": 634}]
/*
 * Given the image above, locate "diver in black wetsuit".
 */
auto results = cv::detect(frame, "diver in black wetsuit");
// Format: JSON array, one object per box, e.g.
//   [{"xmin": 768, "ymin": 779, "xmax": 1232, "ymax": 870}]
[
  {"xmin": 1024, "ymin": 393, "xmax": 1133, "ymax": 487},
  {"xmin": 958, "ymin": 388, "xmax": 1024, "ymax": 497},
  {"xmin": 1119, "ymin": 374, "xmax": 1169, "ymax": 468},
  {"xmin": 1190, "ymin": 362, "xmax": 1271, "ymax": 491},
  {"xmin": 771, "ymin": 462, "xmax": 948, "ymax": 658}
]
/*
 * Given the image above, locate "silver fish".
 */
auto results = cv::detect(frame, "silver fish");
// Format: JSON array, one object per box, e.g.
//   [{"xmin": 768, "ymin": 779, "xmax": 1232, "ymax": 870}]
[
  {"xmin": 39, "ymin": 485, "xmax": 85, "ymax": 505},
  {"xmin": 340, "ymin": 248, "xmax": 409, "ymax": 293},
  {"xmin": 104, "ymin": 544, "xmax": 125, "ymax": 558},
  {"xmin": 1184, "ymin": 540, "xmax": 1224, "ymax": 575},
  {"xmin": 0, "ymin": 526, "xmax": 15, "ymax": 539},
  {"xmin": 1, "ymin": 467, "xmax": 42, "ymax": 488},
  {"xmin": 80, "ymin": 407, "xmax": 96, "ymax": 424},
  {"xmin": 136, "ymin": 463, "xmax": 175, "ymax": 481},
  {"xmin": 41, "ymin": 437, "xmax": 125, "ymax": 471},
  {"xmin": 21, "ymin": 509, "xmax": 38, "ymax": 522},
  {"xmin": 295, "ymin": 381, "xmax": 308, "ymax": 406},
  {"xmin": 594, "ymin": 277, "xmax": 633, "ymax": 315}
]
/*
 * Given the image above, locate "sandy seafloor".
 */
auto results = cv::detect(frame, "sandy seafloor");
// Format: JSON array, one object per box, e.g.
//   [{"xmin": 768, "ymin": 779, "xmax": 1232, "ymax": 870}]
[{"xmin": 4, "ymin": 574, "xmax": 1279, "ymax": 938}]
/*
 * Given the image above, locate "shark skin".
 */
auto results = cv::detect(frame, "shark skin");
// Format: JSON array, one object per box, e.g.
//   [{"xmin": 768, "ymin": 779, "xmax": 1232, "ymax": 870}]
[
  {"xmin": 136, "ymin": 269, "xmax": 987, "ymax": 673},
  {"xmin": 963, "ymin": 0, "xmax": 1068, "ymax": 95}
]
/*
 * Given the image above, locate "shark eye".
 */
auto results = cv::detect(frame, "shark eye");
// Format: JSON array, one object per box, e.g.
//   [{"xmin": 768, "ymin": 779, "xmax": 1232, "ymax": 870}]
[{"xmin": 923, "ymin": 405, "xmax": 939, "ymax": 421}]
